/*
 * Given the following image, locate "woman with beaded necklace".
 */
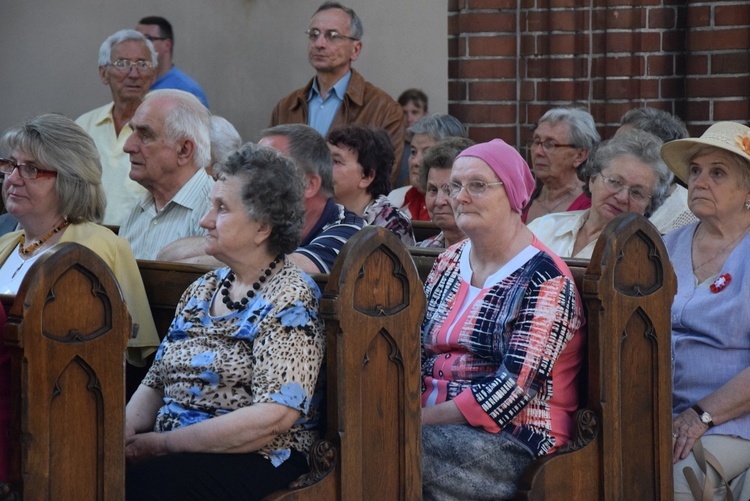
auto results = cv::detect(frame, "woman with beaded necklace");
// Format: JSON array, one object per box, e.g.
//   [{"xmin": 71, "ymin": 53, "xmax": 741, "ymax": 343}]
[
  {"xmin": 0, "ymin": 114, "xmax": 158, "ymax": 366},
  {"xmin": 125, "ymin": 143, "xmax": 325, "ymax": 500}
]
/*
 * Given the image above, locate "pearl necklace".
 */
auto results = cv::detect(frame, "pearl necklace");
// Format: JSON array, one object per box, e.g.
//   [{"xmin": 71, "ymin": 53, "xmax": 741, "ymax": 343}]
[
  {"xmin": 220, "ymin": 254, "xmax": 282, "ymax": 311},
  {"xmin": 19, "ymin": 219, "xmax": 70, "ymax": 256}
]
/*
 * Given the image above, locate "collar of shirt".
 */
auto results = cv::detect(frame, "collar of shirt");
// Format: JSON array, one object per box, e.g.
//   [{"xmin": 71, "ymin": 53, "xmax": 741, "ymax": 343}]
[{"xmin": 307, "ymin": 71, "xmax": 352, "ymax": 135}]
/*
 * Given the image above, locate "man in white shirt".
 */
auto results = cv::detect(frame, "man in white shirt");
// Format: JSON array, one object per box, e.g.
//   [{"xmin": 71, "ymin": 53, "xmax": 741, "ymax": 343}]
[
  {"xmin": 75, "ymin": 29, "xmax": 157, "ymax": 225},
  {"xmin": 119, "ymin": 89, "xmax": 214, "ymax": 260}
]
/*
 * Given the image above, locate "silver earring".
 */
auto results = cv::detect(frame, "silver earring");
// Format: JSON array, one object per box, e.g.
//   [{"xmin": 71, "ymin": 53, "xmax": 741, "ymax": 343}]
[{"xmin": 745, "ymin": 200, "xmax": 750, "ymax": 211}]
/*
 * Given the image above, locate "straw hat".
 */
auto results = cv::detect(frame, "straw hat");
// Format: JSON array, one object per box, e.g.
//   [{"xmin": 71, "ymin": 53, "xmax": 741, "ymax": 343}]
[{"xmin": 661, "ymin": 121, "xmax": 750, "ymax": 184}]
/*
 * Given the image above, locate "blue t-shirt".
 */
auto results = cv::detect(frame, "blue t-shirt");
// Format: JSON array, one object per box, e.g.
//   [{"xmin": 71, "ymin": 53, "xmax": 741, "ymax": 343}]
[{"xmin": 152, "ymin": 65, "xmax": 209, "ymax": 108}]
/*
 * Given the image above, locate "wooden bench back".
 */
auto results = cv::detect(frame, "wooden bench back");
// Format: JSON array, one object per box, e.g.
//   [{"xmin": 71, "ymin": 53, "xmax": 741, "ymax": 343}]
[
  {"xmin": 516, "ymin": 212, "xmax": 676, "ymax": 500},
  {"xmin": 3, "ymin": 242, "xmax": 130, "ymax": 500}
]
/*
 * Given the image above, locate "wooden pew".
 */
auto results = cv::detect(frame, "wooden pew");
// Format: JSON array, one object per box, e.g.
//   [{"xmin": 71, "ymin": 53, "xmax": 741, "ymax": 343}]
[
  {"xmin": 2, "ymin": 242, "xmax": 130, "ymax": 500},
  {"xmin": 3, "ymin": 213, "xmax": 670, "ymax": 499},
  {"xmin": 411, "ymin": 220, "xmax": 441, "ymax": 244}
]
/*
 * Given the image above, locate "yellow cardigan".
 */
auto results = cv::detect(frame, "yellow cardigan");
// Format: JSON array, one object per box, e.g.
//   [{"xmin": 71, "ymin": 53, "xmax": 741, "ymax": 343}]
[{"xmin": 0, "ymin": 222, "xmax": 160, "ymax": 366}]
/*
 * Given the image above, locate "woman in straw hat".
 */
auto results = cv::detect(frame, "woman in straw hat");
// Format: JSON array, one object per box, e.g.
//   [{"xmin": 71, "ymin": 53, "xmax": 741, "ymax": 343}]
[
  {"xmin": 420, "ymin": 139, "xmax": 585, "ymax": 499},
  {"xmin": 661, "ymin": 121, "xmax": 750, "ymax": 501}
]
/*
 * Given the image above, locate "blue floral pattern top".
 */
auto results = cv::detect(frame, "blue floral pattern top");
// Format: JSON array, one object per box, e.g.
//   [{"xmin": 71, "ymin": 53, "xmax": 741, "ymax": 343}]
[{"xmin": 142, "ymin": 259, "xmax": 325, "ymax": 466}]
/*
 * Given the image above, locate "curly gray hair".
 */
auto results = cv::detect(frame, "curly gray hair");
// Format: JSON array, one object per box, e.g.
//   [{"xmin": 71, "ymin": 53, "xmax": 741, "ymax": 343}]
[{"xmin": 215, "ymin": 143, "xmax": 306, "ymax": 255}]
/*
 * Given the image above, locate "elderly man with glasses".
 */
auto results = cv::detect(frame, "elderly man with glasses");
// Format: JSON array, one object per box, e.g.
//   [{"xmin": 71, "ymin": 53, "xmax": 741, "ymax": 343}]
[
  {"xmin": 269, "ymin": 2, "xmax": 404, "ymax": 185},
  {"xmin": 75, "ymin": 29, "xmax": 157, "ymax": 225}
]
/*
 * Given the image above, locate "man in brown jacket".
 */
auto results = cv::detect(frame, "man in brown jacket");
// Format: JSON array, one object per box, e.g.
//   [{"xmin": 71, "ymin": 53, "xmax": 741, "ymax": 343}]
[{"xmin": 269, "ymin": 2, "xmax": 404, "ymax": 185}]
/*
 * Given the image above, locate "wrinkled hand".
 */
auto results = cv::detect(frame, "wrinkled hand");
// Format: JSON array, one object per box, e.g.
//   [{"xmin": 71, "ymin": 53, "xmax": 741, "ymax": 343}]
[
  {"xmin": 125, "ymin": 432, "xmax": 167, "ymax": 466},
  {"xmin": 672, "ymin": 408, "xmax": 709, "ymax": 464}
]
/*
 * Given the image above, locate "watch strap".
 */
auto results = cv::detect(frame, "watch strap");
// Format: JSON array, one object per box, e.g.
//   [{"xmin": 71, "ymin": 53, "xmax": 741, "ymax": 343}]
[{"xmin": 692, "ymin": 404, "xmax": 715, "ymax": 428}]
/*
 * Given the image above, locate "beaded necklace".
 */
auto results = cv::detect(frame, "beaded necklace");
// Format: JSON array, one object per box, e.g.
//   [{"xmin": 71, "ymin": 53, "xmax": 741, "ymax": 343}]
[
  {"xmin": 220, "ymin": 254, "xmax": 282, "ymax": 311},
  {"xmin": 18, "ymin": 219, "xmax": 70, "ymax": 256}
]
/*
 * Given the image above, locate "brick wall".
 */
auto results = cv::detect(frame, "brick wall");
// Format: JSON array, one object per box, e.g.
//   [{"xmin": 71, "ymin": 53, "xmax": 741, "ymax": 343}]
[{"xmin": 448, "ymin": 0, "xmax": 750, "ymax": 144}]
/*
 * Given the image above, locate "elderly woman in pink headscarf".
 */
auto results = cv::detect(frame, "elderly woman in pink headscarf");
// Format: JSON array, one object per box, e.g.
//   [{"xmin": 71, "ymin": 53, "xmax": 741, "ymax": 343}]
[{"xmin": 419, "ymin": 139, "xmax": 586, "ymax": 500}]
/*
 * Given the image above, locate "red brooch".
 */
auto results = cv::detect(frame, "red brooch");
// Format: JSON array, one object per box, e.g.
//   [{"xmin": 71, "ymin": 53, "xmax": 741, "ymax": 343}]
[{"xmin": 710, "ymin": 273, "xmax": 732, "ymax": 293}]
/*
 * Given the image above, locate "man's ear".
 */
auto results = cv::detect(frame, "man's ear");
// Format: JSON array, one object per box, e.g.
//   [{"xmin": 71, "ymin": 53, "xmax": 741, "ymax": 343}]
[
  {"xmin": 304, "ymin": 173, "xmax": 322, "ymax": 198},
  {"xmin": 99, "ymin": 66, "xmax": 109, "ymax": 86},
  {"xmin": 349, "ymin": 40, "xmax": 362, "ymax": 63},
  {"xmin": 358, "ymin": 169, "xmax": 375, "ymax": 190},
  {"xmin": 176, "ymin": 139, "xmax": 196, "ymax": 166}
]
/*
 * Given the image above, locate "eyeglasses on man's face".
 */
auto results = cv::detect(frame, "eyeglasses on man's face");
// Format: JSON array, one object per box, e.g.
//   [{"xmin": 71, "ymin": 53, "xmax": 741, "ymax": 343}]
[
  {"xmin": 528, "ymin": 138, "xmax": 577, "ymax": 154},
  {"xmin": 0, "ymin": 158, "xmax": 58, "ymax": 180},
  {"xmin": 598, "ymin": 174, "xmax": 652, "ymax": 204},
  {"xmin": 305, "ymin": 28, "xmax": 359, "ymax": 43},
  {"xmin": 109, "ymin": 59, "xmax": 155, "ymax": 74},
  {"xmin": 143, "ymin": 35, "xmax": 168, "ymax": 42},
  {"xmin": 442, "ymin": 180, "xmax": 504, "ymax": 198}
]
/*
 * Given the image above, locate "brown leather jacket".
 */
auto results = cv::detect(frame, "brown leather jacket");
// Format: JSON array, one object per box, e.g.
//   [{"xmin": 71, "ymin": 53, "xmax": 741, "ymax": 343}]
[{"xmin": 270, "ymin": 69, "xmax": 405, "ymax": 185}]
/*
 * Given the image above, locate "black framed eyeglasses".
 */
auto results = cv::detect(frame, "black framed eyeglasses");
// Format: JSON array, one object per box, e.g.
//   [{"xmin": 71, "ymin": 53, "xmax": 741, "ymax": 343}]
[
  {"xmin": 143, "ymin": 35, "xmax": 168, "ymax": 42},
  {"xmin": 305, "ymin": 28, "xmax": 359, "ymax": 43},
  {"xmin": 442, "ymin": 180, "xmax": 504, "ymax": 198},
  {"xmin": 0, "ymin": 158, "xmax": 58, "ymax": 180}
]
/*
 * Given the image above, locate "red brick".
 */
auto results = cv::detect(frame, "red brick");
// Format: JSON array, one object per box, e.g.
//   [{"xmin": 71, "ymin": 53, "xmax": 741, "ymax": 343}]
[
  {"xmin": 662, "ymin": 31, "xmax": 685, "ymax": 52},
  {"xmin": 448, "ymin": 37, "xmax": 460, "ymax": 58},
  {"xmin": 686, "ymin": 5, "xmax": 711, "ymax": 27},
  {"xmin": 683, "ymin": 101, "xmax": 710, "ymax": 122},
  {"xmin": 520, "ymin": 34, "xmax": 536, "ymax": 55},
  {"xmin": 715, "ymin": 4, "xmax": 750, "ymax": 27},
  {"xmin": 467, "ymin": 0, "xmax": 517, "ymax": 8},
  {"xmin": 456, "ymin": 59, "xmax": 517, "ymax": 79},
  {"xmin": 468, "ymin": 81, "xmax": 517, "ymax": 101},
  {"xmin": 714, "ymin": 100, "xmax": 750, "ymax": 121},
  {"xmin": 594, "ymin": 0, "xmax": 659, "ymax": 6},
  {"xmin": 605, "ymin": 55, "xmax": 646, "ymax": 77},
  {"xmin": 448, "ymin": 81, "xmax": 467, "ymax": 101},
  {"xmin": 468, "ymin": 36, "xmax": 517, "ymax": 57},
  {"xmin": 648, "ymin": 7, "xmax": 677, "ymax": 29},
  {"xmin": 467, "ymin": 126, "xmax": 517, "ymax": 144},
  {"xmin": 448, "ymin": 0, "xmax": 460, "ymax": 11},
  {"xmin": 712, "ymin": 52, "xmax": 750, "ymax": 75},
  {"xmin": 660, "ymin": 77, "xmax": 685, "ymax": 99},
  {"xmin": 550, "ymin": 0, "xmax": 588, "ymax": 8},
  {"xmin": 528, "ymin": 10, "xmax": 587, "ymax": 32},
  {"xmin": 594, "ymin": 32, "xmax": 660, "ymax": 53},
  {"xmin": 448, "ymin": 14, "xmax": 460, "ymax": 35},
  {"xmin": 450, "ymin": 103, "xmax": 518, "ymax": 124},
  {"xmin": 590, "ymin": 102, "xmax": 641, "ymax": 125},
  {"xmin": 593, "ymin": 7, "xmax": 646, "ymax": 30},
  {"xmin": 688, "ymin": 29, "xmax": 750, "ymax": 51},
  {"xmin": 458, "ymin": 12, "xmax": 517, "ymax": 33},
  {"xmin": 688, "ymin": 76, "xmax": 750, "ymax": 98},
  {"xmin": 526, "ymin": 57, "xmax": 588, "ymax": 79},
  {"xmin": 685, "ymin": 55, "xmax": 708, "ymax": 75},
  {"xmin": 647, "ymin": 54, "xmax": 674, "ymax": 76},
  {"xmin": 535, "ymin": 80, "xmax": 581, "ymax": 102},
  {"xmin": 547, "ymin": 33, "xmax": 589, "ymax": 55}
]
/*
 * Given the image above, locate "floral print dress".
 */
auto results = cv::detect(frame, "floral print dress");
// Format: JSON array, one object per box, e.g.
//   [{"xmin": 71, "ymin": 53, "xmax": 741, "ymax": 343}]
[{"xmin": 363, "ymin": 194, "xmax": 416, "ymax": 246}]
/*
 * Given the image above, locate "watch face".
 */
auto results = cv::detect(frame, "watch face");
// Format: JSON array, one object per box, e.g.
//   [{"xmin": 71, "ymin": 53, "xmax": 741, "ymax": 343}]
[{"xmin": 701, "ymin": 413, "xmax": 711, "ymax": 424}]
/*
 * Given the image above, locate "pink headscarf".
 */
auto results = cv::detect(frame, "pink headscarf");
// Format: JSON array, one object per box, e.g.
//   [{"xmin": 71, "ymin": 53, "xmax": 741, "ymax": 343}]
[{"xmin": 455, "ymin": 139, "xmax": 535, "ymax": 213}]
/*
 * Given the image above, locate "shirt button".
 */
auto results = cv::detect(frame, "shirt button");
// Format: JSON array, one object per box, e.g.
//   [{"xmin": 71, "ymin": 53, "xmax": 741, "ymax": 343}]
[
  {"xmin": 445, "ymin": 353, "xmax": 451, "ymax": 359},
  {"xmin": 438, "ymin": 370, "xmax": 444, "ymax": 377},
  {"xmin": 152, "ymin": 220, "xmax": 158, "ymax": 225}
]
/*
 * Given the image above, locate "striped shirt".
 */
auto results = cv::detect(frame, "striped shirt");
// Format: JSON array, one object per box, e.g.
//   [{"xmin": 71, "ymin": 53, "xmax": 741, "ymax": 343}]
[
  {"xmin": 296, "ymin": 198, "xmax": 364, "ymax": 273},
  {"xmin": 120, "ymin": 169, "xmax": 214, "ymax": 260},
  {"xmin": 421, "ymin": 238, "xmax": 585, "ymax": 456}
]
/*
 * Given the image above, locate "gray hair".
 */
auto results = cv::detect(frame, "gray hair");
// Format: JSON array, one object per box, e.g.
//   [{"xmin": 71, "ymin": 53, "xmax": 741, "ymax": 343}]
[
  {"xmin": 210, "ymin": 116, "xmax": 242, "ymax": 170},
  {"xmin": 538, "ymin": 107, "xmax": 601, "ymax": 175},
  {"xmin": 408, "ymin": 113, "xmax": 467, "ymax": 141},
  {"xmin": 620, "ymin": 107, "xmax": 689, "ymax": 143},
  {"xmin": 585, "ymin": 128, "xmax": 673, "ymax": 216},
  {"xmin": 419, "ymin": 137, "xmax": 475, "ymax": 192},
  {"xmin": 98, "ymin": 29, "xmax": 157, "ymax": 67},
  {"xmin": 1, "ymin": 114, "xmax": 106, "ymax": 224},
  {"xmin": 143, "ymin": 89, "xmax": 211, "ymax": 169},
  {"xmin": 315, "ymin": 2, "xmax": 363, "ymax": 40},
  {"xmin": 259, "ymin": 124, "xmax": 334, "ymax": 197},
  {"xmin": 215, "ymin": 143, "xmax": 306, "ymax": 255}
]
